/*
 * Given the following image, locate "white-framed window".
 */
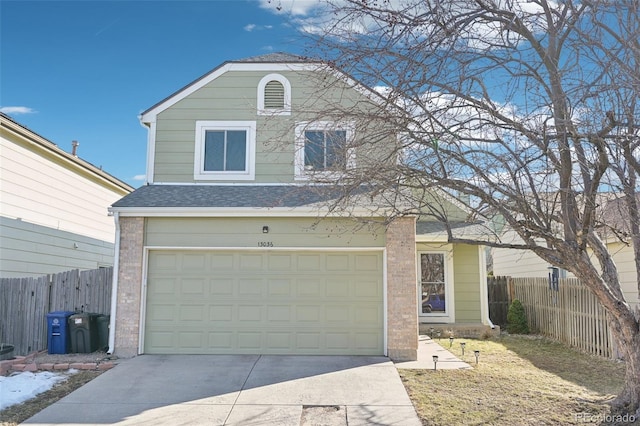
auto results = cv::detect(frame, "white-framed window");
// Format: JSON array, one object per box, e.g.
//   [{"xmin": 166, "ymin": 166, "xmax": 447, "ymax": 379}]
[
  {"xmin": 418, "ymin": 250, "xmax": 455, "ymax": 322},
  {"xmin": 257, "ymin": 74, "xmax": 291, "ymax": 115},
  {"xmin": 294, "ymin": 121, "xmax": 356, "ymax": 180},
  {"xmin": 194, "ymin": 121, "xmax": 256, "ymax": 180}
]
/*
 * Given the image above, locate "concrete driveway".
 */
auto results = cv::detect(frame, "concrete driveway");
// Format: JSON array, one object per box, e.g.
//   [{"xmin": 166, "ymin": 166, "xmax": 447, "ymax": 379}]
[{"xmin": 24, "ymin": 355, "xmax": 421, "ymax": 425}]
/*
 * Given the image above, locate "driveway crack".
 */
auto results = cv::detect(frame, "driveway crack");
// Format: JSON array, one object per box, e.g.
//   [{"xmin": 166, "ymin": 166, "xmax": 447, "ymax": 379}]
[{"xmin": 223, "ymin": 355, "xmax": 261, "ymax": 425}]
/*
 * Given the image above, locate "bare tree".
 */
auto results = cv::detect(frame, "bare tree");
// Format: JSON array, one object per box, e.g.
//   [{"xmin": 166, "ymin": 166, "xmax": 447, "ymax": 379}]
[{"xmin": 291, "ymin": 0, "xmax": 640, "ymax": 416}]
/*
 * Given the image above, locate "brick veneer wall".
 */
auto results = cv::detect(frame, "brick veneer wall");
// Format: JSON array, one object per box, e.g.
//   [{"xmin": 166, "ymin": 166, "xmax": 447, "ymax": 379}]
[
  {"xmin": 385, "ymin": 216, "xmax": 418, "ymax": 361},
  {"xmin": 114, "ymin": 216, "xmax": 144, "ymax": 357}
]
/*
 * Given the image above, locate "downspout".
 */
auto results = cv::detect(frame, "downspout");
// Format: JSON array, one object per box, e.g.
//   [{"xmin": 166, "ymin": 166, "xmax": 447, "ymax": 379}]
[
  {"xmin": 108, "ymin": 211, "xmax": 120, "ymax": 354},
  {"xmin": 480, "ymin": 246, "xmax": 495, "ymax": 329}
]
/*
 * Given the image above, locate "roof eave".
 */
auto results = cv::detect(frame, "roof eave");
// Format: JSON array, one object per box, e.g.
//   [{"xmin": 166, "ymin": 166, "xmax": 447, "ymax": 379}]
[{"xmin": 108, "ymin": 205, "xmax": 395, "ymax": 218}]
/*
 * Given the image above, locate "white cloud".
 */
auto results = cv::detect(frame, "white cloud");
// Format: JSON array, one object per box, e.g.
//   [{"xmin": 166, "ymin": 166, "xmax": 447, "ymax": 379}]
[
  {"xmin": 258, "ymin": 0, "xmax": 558, "ymax": 49},
  {"xmin": 244, "ymin": 23, "xmax": 276, "ymax": 32},
  {"xmin": 0, "ymin": 106, "xmax": 36, "ymax": 115},
  {"xmin": 133, "ymin": 174, "xmax": 146, "ymax": 181}
]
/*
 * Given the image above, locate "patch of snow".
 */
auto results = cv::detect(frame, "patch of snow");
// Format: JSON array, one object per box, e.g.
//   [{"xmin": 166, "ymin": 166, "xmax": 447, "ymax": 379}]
[{"xmin": 0, "ymin": 370, "xmax": 77, "ymax": 410}]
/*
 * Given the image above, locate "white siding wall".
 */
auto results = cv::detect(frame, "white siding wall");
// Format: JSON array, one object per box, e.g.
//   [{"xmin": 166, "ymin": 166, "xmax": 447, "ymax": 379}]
[
  {"xmin": 609, "ymin": 242, "xmax": 639, "ymax": 310},
  {"xmin": 492, "ymin": 246, "xmax": 555, "ymax": 278},
  {"xmin": 493, "ymin": 231, "xmax": 638, "ymax": 309},
  {"xmin": 0, "ymin": 133, "xmax": 121, "ymax": 242}
]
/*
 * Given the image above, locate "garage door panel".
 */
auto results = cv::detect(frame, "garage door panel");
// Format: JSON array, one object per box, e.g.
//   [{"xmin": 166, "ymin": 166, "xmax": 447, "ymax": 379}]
[
  {"xmin": 210, "ymin": 278, "xmax": 234, "ymax": 295},
  {"xmin": 298, "ymin": 254, "xmax": 321, "ymax": 271},
  {"xmin": 210, "ymin": 305, "xmax": 233, "ymax": 322},
  {"xmin": 326, "ymin": 254, "xmax": 350, "ymax": 271},
  {"xmin": 355, "ymin": 279, "xmax": 381, "ymax": 298},
  {"xmin": 267, "ymin": 279, "xmax": 292, "ymax": 296},
  {"xmin": 209, "ymin": 332, "xmax": 233, "ymax": 349},
  {"xmin": 210, "ymin": 254, "xmax": 235, "ymax": 269},
  {"xmin": 181, "ymin": 278, "xmax": 206, "ymax": 295},
  {"xmin": 296, "ymin": 305, "xmax": 321, "ymax": 322},
  {"xmin": 326, "ymin": 279, "xmax": 350, "ymax": 297},
  {"xmin": 269, "ymin": 254, "xmax": 293, "ymax": 270},
  {"xmin": 149, "ymin": 253, "xmax": 178, "ymax": 270},
  {"xmin": 239, "ymin": 254, "xmax": 264, "ymax": 269},
  {"xmin": 145, "ymin": 250, "xmax": 383, "ymax": 355},
  {"xmin": 355, "ymin": 254, "xmax": 380, "ymax": 271},
  {"xmin": 182, "ymin": 253, "xmax": 207, "ymax": 270},
  {"xmin": 238, "ymin": 305, "xmax": 262, "ymax": 322},
  {"xmin": 179, "ymin": 304, "xmax": 205, "ymax": 321},
  {"xmin": 238, "ymin": 332, "xmax": 261, "ymax": 349}
]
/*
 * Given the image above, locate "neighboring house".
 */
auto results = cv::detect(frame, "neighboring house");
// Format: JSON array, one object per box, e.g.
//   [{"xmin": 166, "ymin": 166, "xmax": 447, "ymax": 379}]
[
  {"xmin": 492, "ymin": 195, "xmax": 639, "ymax": 310},
  {"xmin": 0, "ymin": 113, "xmax": 133, "ymax": 278},
  {"xmin": 108, "ymin": 53, "xmax": 492, "ymax": 361}
]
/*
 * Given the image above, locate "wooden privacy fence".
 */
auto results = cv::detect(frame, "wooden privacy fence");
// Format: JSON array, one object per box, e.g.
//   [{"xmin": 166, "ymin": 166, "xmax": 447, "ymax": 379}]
[
  {"xmin": 487, "ymin": 276, "xmax": 510, "ymax": 326},
  {"xmin": 0, "ymin": 267, "xmax": 112, "ymax": 356},
  {"xmin": 488, "ymin": 276, "xmax": 615, "ymax": 358}
]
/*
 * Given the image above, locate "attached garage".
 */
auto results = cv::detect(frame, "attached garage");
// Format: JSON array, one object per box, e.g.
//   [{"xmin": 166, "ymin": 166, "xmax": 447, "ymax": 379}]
[{"xmin": 143, "ymin": 249, "xmax": 384, "ymax": 355}]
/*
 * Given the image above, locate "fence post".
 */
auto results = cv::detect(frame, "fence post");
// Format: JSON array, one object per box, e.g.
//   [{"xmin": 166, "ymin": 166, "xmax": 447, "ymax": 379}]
[{"xmin": 508, "ymin": 277, "xmax": 514, "ymax": 304}]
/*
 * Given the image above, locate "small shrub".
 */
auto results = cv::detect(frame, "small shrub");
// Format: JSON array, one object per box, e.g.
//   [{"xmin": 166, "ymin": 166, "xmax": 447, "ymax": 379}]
[{"xmin": 507, "ymin": 299, "xmax": 530, "ymax": 334}]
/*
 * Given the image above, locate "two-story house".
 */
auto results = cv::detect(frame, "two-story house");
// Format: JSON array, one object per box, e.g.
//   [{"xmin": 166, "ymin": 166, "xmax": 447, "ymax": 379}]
[{"xmin": 108, "ymin": 53, "xmax": 492, "ymax": 360}]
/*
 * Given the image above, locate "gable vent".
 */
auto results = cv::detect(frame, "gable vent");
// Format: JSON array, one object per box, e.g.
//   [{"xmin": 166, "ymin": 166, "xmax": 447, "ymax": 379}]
[{"xmin": 264, "ymin": 80, "xmax": 285, "ymax": 109}]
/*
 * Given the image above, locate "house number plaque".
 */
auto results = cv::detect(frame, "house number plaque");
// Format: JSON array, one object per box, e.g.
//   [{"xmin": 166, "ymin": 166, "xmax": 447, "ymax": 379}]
[{"xmin": 258, "ymin": 241, "xmax": 274, "ymax": 247}]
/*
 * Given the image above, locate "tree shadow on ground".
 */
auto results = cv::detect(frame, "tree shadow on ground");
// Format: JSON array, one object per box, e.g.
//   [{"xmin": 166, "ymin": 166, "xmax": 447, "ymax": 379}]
[{"xmin": 497, "ymin": 335, "xmax": 625, "ymax": 397}]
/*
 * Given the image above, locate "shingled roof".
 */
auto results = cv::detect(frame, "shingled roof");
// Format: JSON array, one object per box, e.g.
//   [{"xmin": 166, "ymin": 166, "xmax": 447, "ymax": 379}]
[
  {"xmin": 111, "ymin": 185, "xmax": 373, "ymax": 209},
  {"xmin": 233, "ymin": 52, "xmax": 317, "ymax": 63}
]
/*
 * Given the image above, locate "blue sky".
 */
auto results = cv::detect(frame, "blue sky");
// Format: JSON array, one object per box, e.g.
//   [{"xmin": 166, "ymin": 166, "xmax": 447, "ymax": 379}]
[{"xmin": 1, "ymin": 0, "xmax": 320, "ymax": 186}]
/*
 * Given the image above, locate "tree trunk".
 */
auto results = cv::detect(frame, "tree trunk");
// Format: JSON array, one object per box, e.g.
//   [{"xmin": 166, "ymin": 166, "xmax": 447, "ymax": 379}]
[{"xmin": 611, "ymin": 326, "xmax": 640, "ymax": 417}]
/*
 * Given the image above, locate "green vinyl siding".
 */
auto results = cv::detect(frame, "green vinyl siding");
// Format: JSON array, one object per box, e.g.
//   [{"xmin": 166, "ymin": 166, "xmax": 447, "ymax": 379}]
[
  {"xmin": 152, "ymin": 70, "xmax": 392, "ymax": 184},
  {"xmin": 0, "ymin": 216, "xmax": 114, "ymax": 278},
  {"xmin": 453, "ymin": 244, "xmax": 482, "ymax": 322},
  {"xmin": 145, "ymin": 217, "xmax": 386, "ymax": 248}
]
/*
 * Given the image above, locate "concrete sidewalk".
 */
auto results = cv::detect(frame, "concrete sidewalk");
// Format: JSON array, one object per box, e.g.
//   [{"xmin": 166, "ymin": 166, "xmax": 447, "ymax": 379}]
[
  {"xmin": 23, "ymin": 355, "xmax": 422, "ymax": 425},
  {"xmin": 394, "ymin": 335, "xmax": 473, "ymax": 369}
]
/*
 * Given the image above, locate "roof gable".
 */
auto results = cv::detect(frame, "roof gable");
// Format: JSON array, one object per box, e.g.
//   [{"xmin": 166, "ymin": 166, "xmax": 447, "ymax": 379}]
[{"xmin": 139, "ymin": 52, "xmax": 384, "ymax": 125}]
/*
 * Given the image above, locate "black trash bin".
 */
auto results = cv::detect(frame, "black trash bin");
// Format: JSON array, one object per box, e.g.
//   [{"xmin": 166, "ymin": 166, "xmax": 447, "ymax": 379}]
[
  {"xmin": 68, "ymin": 313, "xmax": 99, "ymax": 353},
  {"xmin": 96, "ymin": 314, "xmax": 110, "ymax": 352},
  {"xmin": 46, "ymin": 311, "xmax": 75, "ymax": 354}
]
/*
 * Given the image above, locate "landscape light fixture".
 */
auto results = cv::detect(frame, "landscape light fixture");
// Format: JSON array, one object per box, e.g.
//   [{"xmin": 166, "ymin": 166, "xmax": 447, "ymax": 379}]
[
  {"xmin": 460, "ymin": 342, "xmax": 466, "ymax": 356},
  {"xmin": 430, "ymin": 327, "xmax": 435, "ymax": 338},
  {"xmin": 436, "ymin": 331, "xmax": 442, "ymax": 339},
  {"xmin": 432, "ymin": 355, "xmax": 438, "ymax": 371},
  {"xmin": 474, "ymin": 350, "xmax": 480, "ymax": 365},
  {"xmin": 449, "ymin": 336, "xmax": 454, "ymax": 347}
]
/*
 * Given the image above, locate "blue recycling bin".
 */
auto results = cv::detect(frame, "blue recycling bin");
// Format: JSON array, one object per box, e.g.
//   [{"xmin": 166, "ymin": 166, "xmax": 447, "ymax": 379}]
[{"xmin": 46, "ymin": 311, "xmax": 75, "ymax": 354}]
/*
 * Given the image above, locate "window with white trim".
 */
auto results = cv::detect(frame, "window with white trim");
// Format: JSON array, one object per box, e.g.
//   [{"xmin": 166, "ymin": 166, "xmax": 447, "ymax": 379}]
[
  {"xmin": 295, "ymin": 121, "xmax": 355, "ymax": 180},
  {"xmin": 194, "ymin": 121, "xmax": 256, "ymax": 180},
  {"xmin": 257, "ymin": 74, "xmax": 291, "ymax": 115},
  {"xmin": 418, "ymin": 251, "xmax": 454, "ymax": 321}
]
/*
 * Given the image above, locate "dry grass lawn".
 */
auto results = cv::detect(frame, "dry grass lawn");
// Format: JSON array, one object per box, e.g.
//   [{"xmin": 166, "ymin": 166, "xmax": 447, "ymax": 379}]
[{"xmin": 400, "ymin": 335, "xmax": 637, "ymax": 425}]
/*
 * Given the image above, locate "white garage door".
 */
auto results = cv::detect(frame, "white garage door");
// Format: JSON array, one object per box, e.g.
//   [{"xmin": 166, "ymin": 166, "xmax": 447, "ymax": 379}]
[{"xmin": 144, "ymin": 250, "xmax": 384, "ymax": 355}]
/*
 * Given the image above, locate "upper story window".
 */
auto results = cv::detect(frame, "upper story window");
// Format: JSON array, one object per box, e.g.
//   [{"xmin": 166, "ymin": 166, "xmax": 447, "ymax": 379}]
[
  {"xmin": 257, "ymin": 74, "xmax": 291, "ymax": 115},
  {"xmin": 295, "ymin": 121, "xmax": 355, "ymax": 180},
  {"xmin": 194, "ymin": 121, "xmax": 256, "ymax": 181}
]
